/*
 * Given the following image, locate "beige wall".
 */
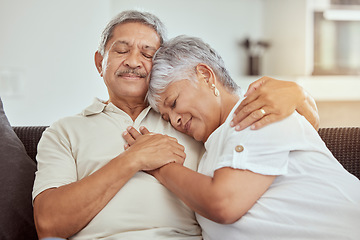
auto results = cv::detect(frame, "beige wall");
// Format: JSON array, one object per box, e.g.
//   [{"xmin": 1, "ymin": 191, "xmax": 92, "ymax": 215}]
[
  {"xmin": 316, "ymin": 101, "xmax": 360, "ymax": 128},
  {"xmin": 0, "ymin": 0, "xmax": 111, "ymax": 126}
]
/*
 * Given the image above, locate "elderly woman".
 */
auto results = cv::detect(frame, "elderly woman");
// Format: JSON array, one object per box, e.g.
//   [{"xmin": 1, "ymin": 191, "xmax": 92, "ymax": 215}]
[{"xmin": 124, "ymin": 35, "xmax": 360, "ymax": 239}]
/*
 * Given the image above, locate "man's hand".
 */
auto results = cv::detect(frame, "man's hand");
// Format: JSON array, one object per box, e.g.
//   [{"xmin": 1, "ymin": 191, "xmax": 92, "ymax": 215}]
[
  {"xmin": 231, "ymin": 76, "xmax": 319, "ymax": 131},
  {"xmin": 122, "ymin": 126, "xmax": 186, "ymax": 171}
]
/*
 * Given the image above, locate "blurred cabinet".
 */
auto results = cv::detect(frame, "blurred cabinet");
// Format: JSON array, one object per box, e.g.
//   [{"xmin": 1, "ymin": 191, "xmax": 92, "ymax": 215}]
[
  {"xmin": 262, "ymin": 0, "xmax": 360, "ymax": 77},
  {"xmin": 262, "ymin": 0, "xmax": 311, "ymax": 76}
]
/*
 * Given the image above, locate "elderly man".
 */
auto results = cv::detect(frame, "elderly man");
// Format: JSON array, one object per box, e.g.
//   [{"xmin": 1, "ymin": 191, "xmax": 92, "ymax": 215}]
[{"xmin": 33, "ymin": 10, "xmax": 319, "ymax": 239}]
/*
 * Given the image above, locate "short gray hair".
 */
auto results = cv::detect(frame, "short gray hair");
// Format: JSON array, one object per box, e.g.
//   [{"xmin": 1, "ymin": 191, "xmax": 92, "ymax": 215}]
[
  {"xmin": 98, "ymin": 10, "xmax": 167, "ymax": 56},
  {"xmin": 147, "ymin": 35, "xmax": 239, "ymax": 111}
]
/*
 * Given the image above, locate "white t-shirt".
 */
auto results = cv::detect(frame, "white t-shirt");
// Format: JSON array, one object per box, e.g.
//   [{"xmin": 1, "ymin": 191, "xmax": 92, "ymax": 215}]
[
  {"xmin": 33, "ymin": 98, "xmax": 205, "ymax": 240},
  {"xmin": 197, "ymin": 98, "xmax": 360, "ymax": 240}
]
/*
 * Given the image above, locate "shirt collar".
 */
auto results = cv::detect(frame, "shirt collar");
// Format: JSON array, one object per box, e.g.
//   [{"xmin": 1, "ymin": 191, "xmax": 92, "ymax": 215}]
[
  {"xmin": 82, "ymin": 98, "xmax": 107, "ymax": 116},
  {"xmin": 82, "ymin": 98, "xmax": 153, "ymax": 123}
]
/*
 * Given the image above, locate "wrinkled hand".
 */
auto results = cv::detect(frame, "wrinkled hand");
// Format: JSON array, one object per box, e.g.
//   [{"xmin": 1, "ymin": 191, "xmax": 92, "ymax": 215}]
[
  {"xmin": 231, "ymin": 76, "xmax": 304, "ymax": 131},
  {"xmin": 122, "ymin": 126, "xmax": 186, "ymax": 171}
]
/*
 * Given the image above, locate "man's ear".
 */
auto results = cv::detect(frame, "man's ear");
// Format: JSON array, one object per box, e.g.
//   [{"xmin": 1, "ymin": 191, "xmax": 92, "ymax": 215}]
[
  {"xmin": 94, "ymin": 51, "xmax": 104, "ymax": 77},
  {"xmin": 195, "ymin": 63, "xmax": 216, "ymax": 85}
]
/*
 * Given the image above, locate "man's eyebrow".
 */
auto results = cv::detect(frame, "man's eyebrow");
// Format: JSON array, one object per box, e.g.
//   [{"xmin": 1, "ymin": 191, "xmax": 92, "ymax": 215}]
[
  {"xmin": 108, "ymin": 40, "xmax": 129, "ymax": 51},
  {"xmin": 112, "ymin": 40, "xmax": 129, "ymax": 46},
  {"xmin": 111, "ymin": 40, "xmax": 157, "ymax": 51},
  {"xmin": 142, "ymin": 45, "xmax": 157, "ymax": 51}
]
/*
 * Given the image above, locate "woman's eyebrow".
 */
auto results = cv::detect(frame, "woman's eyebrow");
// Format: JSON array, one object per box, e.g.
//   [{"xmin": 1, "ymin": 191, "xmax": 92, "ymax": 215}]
[{"xmin": 163, "ymin": 96, "xmax": 169, "ymax": 106}]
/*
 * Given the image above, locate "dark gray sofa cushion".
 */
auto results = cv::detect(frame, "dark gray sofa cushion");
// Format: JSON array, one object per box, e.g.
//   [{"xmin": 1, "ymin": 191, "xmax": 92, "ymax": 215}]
[{"xmin": 0, "ymin": 97, "xmax": 38, "ymax": 240}]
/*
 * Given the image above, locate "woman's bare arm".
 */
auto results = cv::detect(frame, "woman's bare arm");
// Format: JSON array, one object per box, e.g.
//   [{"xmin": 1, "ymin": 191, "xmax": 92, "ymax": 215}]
[{"xmin": 152, "ymin": 164, "xmax": 276, "ymax": 224}]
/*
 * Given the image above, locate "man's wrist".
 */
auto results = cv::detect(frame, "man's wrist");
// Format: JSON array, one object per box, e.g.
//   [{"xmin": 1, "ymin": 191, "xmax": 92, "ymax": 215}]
[{"xmin": 115, "ymin": 150, "xmax": 143, "ymax": 173}]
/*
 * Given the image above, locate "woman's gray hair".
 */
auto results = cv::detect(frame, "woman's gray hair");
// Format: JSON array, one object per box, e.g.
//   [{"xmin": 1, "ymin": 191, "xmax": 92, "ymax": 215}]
[
  {"xmin": 98, "ymin": 10, "xmax": 167, "ymax": 56},
  {"xmin": 147, "ymin": 35, "xmax": 239, "ymax": 111}
]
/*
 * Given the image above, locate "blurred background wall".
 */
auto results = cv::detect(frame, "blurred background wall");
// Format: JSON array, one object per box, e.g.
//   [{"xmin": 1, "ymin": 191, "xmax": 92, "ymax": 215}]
[{"xmin": 1, "ymin": 0, "xmax": 359, "ymax": 127}]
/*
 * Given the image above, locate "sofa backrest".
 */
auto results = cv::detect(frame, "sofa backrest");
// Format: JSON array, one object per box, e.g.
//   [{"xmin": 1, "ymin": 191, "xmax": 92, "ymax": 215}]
[
  {"xmin": 12, "ymin": 126, "xmax": 360, "ymax": 180},
  {"xmin": 318, "ymin": 127, "xmax": 360, "ymax": 179},
  {"xmin": 13, "ymin": 126, "xmax": 48, "ymax": 163}
]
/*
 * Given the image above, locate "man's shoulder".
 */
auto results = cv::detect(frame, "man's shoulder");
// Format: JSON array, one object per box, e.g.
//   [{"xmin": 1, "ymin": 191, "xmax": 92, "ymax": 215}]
[
  {"xmin": 52, "ymin": 113, "xmax": 86, "ymax": 126},
  {"xmin": 47, "ymin": 99, "xmax": 106, "ymax": 134},
  {"xmin": 44, "ymin": 113, "xmax": 88, "ymax": 138}
]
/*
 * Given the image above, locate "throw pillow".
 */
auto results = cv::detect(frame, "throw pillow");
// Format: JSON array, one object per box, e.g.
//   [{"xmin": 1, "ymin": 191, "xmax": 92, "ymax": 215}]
[{"xmin": 0, "ymin": 97, "xmax": 38, "ymax": 240}]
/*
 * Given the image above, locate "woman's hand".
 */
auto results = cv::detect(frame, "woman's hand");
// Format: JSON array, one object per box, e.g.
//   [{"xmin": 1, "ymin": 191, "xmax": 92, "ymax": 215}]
[
  {"xmin": 122, "ymin": 126, "xmax": 186, "ymax": 171},
  {"xmin": 231, "ymin": 76, "xmax": 319, "ymax": 131}
]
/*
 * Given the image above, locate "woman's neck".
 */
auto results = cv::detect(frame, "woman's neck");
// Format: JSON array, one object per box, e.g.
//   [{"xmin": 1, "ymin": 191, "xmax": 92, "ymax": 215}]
[{"xmin": 220, "ymin": 91, "xmax": 240, "ymax": 126}]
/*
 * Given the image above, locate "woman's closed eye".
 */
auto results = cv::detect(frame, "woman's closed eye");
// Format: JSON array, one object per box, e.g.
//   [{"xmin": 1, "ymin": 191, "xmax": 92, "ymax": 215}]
[{"xmin": 171, "ymin": 99, "xmax": 177, "ymax": 109}]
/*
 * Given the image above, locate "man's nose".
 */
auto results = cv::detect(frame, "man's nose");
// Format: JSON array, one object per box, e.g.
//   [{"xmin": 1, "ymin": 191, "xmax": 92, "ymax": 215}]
[{"xmin": 124, "ymin": 51, "xmax": 141, "ymax": 69}]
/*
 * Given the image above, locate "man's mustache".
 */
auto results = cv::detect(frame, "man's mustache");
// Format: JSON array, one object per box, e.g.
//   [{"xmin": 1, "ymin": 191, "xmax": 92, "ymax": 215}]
[{"xmin": 116, "ymin": 69, "xmax": 147, "ymax": 78}]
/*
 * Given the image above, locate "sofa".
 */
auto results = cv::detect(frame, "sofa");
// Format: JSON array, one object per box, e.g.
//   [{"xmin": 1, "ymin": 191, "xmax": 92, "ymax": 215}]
[{"xmin": 1, "ymin": 96, "xmax": 359, "ymax": 239}]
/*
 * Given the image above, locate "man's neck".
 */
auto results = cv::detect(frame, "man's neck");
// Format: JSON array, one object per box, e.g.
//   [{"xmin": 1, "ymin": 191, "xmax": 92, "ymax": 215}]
[{"xmin": 108, "ymin": 99, "xmax": 149, "ymax": 121}]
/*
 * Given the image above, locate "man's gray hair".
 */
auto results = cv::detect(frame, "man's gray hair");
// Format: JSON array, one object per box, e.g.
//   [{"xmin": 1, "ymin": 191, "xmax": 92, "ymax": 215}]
[
  {"xmin": 98, "ymin": 10, "xmax": 167, "ymax": 56},
  {"xmin": 147, "ymin": 35, "xmax": 239, "ymax": 111}
]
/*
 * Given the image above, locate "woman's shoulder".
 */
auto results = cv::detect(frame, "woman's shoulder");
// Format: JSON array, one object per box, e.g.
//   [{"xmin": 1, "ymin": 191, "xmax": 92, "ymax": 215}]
[{"xmin": 223, "ymin": 112, "xmax": 316, "ymax": 149}]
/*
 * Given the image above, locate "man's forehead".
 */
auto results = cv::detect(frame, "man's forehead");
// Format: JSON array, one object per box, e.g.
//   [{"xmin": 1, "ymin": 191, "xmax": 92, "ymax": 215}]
[
  {"xmin": 111, "ymin": 40, "xmax": 158, "ymax": 51},
  {"xmin": 108, "ymin": 22, "xmax": 161, "ymax": 47}
]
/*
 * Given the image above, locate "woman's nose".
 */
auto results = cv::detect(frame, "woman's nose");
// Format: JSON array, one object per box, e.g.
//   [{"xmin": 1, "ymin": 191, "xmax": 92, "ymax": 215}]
[{"xmin": 170, "ymin": 112, "xmax": 182, "ymax": 127}]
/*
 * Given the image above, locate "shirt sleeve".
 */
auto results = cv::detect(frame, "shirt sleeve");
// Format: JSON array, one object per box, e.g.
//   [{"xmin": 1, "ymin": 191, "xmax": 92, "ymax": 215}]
[
  {"xmin": 32, "ymin": 121, "xmax": 77, "ymax": 200},
  {"xmin": 215, "ymin": 112, "xmax": 307, "ymax": 176}
]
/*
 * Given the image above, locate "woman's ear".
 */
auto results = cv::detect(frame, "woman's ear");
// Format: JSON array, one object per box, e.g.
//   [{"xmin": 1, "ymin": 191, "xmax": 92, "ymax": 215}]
[
  {"xmin": 196, "ymin": 63, "xmax": 216, "ymax": 85},
  {"xmin": 94, "ymin": 51, "xmax": 104, "ymax": 77}
]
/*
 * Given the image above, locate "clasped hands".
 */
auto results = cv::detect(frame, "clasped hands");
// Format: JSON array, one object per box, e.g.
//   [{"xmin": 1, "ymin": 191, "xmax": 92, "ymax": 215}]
[{"xmin": 122, "ymin": 126, "xmax": 185, "ymax": 173}]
